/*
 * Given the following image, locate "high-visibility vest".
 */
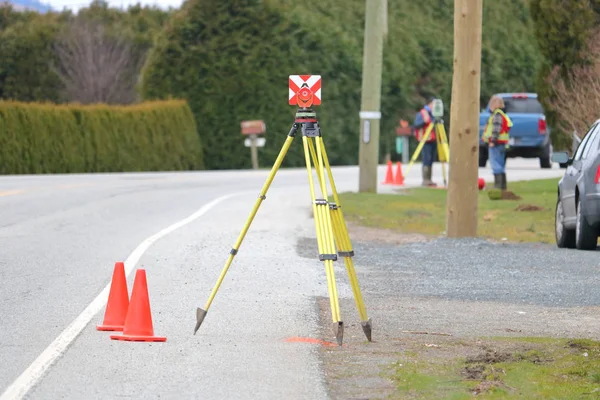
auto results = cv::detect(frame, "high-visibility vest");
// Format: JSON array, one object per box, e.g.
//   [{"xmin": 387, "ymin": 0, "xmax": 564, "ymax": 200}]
[
  {"xmin": 482, "ymin": 109, "xmax": 513, "ymax": 144},
  {"xmin": 415, "ymin": 109, "xmax": 436, "ymax": 142}
]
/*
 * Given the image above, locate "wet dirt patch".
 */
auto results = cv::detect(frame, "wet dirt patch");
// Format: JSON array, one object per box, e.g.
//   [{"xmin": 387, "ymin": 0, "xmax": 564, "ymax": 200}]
[
  {"xmin": 466, "ymin": 349, "xmax": 516, "ymax": 365},
  {"xmin": 515, "ymin": 204, "xmax": 544, "ymax": 212},
  {"xmin": 488, "ymin": 189, "xmax": 523, "ymax": 201},
  {"xmin": 501, "ymin": 191, "xmax": 522, "ymax": 200}
]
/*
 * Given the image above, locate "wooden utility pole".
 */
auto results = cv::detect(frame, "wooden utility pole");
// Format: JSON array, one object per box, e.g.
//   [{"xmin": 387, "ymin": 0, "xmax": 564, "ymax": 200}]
[
  {"xmin": 358, "ymin": 0, "xmax": 387, "ymax": 193},
  {"xmin": 446, "ymin": 0, "xmax": 483, "ymax": 237}
]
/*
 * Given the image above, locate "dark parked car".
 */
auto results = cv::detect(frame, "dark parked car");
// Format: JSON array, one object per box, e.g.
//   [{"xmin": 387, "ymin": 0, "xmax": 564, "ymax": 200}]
[{"xmin": 553, "ymin": 120, "xmax": 600, "ymax": 250}]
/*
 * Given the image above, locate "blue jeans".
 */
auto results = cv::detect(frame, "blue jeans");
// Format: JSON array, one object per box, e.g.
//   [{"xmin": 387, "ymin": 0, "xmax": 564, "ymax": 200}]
[
  {"xmin": 421, "ymin": 141, "xmax": 437, "ymax": 167},
  {"xmin": 489, "ymin": 144, "xmax": 506, "ymax": 174}
]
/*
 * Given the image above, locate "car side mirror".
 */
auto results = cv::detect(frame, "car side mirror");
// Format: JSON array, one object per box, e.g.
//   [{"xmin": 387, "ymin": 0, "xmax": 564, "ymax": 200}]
[{"xmin": 551, "ymin": 151, "xmax": 571, "ymax": 165}]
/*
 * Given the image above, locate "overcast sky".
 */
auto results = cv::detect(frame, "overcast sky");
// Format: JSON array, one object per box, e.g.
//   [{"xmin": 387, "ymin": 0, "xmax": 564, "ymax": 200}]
[{"xmin": 46, "ymin": 0, "xmax": 184, "ymax": 11}]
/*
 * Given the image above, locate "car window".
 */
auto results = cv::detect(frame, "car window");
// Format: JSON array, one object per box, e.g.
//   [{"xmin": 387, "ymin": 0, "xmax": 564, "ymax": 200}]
[
  {"xmin": 574, "ymin": 122, "xmax": 598, "ymax": 160},
  {"xmin": 581, "ymin": 123, "xmax": 600, "ymax": 159},
  {"xmin": 500, "ymin": 97, "xmax": 544, "ymax": 113}
]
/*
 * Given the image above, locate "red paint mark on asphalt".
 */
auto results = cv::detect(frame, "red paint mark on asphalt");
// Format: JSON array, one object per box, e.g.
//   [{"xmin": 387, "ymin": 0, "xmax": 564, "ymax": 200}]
[{"xmin": 285, "ymin": 337, "xmax": 340, "ymax": 347}]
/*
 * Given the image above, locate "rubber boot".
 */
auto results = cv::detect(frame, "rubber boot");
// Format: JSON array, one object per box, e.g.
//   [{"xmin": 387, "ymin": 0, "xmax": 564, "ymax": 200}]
[
  {"xmin": 421, "ymin": 167, "xmax": 430, "ymax": 187},
  {"xmin": 494, "ymin": 174, "xmax": 502, "ymax": 189},
  {"xmin": 427, "ymin": 166, "xmax": 437, "ymax": 187},
  {"xmin": 422, "ymin": 166, "xmax": 437, "ymax": 187},
  {"xmin": 501, "ymin": 173, "xmax": 507, "ymax": 190}
]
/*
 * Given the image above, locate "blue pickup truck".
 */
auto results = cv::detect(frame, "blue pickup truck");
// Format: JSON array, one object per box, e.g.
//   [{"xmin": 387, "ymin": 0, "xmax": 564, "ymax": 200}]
[{"xmin": 479, "ymin": 93, "xmax": 552, "ymax": 169}]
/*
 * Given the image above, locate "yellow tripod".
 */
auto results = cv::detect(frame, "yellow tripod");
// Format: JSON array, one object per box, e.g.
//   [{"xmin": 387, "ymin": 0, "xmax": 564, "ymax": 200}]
[
  {"xmin": 193, "ymin": 107, "xmax": 372, "ymax": 346},
  {"xmin": 404, "ymin": 120, "xmax": 450, "ymax": 186}
]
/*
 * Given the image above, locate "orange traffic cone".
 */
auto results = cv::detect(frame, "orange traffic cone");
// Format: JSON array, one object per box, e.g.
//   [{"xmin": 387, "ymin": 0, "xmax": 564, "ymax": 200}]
[
  {"xmin": 97, "ymin": 262, "xmax": 129, "ymax": 331},
  {"xmin": 382, "ymin": 160, "xmax": 394, "ymax": 184},
  {"xmin": 394, "ymin": 162, "xmax": 404, "ymax": 186},
  {"xmin": 110, "ymin": 269, "xmax": 166, "ymax": 342}
]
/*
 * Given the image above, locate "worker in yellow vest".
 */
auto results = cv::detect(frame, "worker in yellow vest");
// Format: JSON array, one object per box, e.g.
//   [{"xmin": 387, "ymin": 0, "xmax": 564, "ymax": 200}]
[{"xmin": 482, "ymin": 95, "xmax": 513, "ymax": 190}]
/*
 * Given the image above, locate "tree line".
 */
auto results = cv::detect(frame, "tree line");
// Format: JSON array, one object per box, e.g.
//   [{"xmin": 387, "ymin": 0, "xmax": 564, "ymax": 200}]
[
  {"xmin": 531, "ymin": 0, "xmax": 600, "ymax": 147},
  {"xmin": 3, "ymin": 0, "xmax": 594, "ymax": 171},
  {"xmin": 0, "ymin": 0, "xmax": 171, "ymax": 105}
]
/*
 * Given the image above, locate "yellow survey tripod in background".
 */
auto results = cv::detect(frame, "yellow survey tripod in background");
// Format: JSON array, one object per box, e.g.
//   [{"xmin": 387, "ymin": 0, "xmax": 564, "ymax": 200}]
[
  {"xmin": 193, "ymin": 107, "xmax": 372, "ymax": 346},
  {"xmin": 404, "ymin": 99, "xmax": 450, "ymax": 187}
]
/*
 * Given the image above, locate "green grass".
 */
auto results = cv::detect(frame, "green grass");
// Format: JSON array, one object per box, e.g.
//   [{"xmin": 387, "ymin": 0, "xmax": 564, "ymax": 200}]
[
  {"xmin": 390, "ymin": 337, "xmax": 600, "ymax": 399},
  {"xmin": 338, "ymin": 178, "xmax": 561, "ymax": 243}
]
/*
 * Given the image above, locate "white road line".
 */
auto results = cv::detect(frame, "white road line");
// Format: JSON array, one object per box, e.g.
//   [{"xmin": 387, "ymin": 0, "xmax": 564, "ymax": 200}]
[{"xmin": 0, "ymin": 191, "xmax": 247, "ymax": 400}]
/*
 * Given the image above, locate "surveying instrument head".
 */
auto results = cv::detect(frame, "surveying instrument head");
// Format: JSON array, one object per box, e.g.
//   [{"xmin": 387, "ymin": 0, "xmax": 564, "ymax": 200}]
[
  {"xmin": 193, "ymin": 74, "xmax": 372, "ymax": 346},
  {"xmin": 431, "ymin": 98, "xmax": 444, "ymax": 121}
]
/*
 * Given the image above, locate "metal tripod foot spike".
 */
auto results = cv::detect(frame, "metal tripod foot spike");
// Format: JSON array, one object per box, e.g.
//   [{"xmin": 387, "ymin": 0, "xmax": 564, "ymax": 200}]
[
  {"xmin": 194, "ymin": 308, "xmax": 207, "ymax": 334},
  {"xmin": 361, "ymin": 318, "xmax": 372, "ymax": 342},
  {"xmin": 333, "ymin": 322, "xmax": 344, "ymax": 346}
]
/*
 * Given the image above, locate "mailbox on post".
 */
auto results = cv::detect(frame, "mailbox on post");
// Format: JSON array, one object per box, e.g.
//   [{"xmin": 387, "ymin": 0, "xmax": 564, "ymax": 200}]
[{"xmin": 241, "ymin": 120, "xmax": 266, "ymax": 169}]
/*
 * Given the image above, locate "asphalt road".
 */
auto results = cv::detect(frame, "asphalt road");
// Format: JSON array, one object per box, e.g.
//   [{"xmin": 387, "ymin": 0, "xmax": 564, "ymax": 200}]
[{"xmin": 0, "ymin": 159, "xmax": 565, "ymax": 399}]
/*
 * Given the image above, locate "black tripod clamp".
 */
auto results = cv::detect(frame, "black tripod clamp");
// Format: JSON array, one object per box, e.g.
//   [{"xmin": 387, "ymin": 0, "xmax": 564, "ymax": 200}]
[{"xmin": 287, "ymin": 108, "xmax": 321, "ymax": 138}]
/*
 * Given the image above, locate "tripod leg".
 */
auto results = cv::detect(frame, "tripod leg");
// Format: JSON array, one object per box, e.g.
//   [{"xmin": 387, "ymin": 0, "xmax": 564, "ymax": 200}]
[
  {"xmin": 318, "ymin": 138, "xmax": 372, "ymax": 342},
  {"xmin": 307, "ymin": 138, "xmax": 330, "ymax": 196},
  {"xmin": 303, "ymin": 135, "xmax": 344, "ymax": 346},
  {"xmin": 440, "ymin": 124, "xmax": 450, "ymax": 162},
  {"xmin": 194, "ymin": 127, "xmax": 298, "ymax": 334},
  {"xmin": 307, "ymin": 138, "xmax": 321, "ymax": 177},
  {"xmin": 436, "ymin": 125, "xmax": 447, "ymax": 187},
  {"xmin": 404, "ymin": 123, "xmax": 434, "ymax": 177},
  {"xmin": 439, "ymin": 124, "xmax": 450, "ymax": 187}
]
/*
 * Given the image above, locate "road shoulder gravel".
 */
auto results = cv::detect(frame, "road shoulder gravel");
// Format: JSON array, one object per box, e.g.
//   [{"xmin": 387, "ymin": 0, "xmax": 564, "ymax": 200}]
[{"xmin": 299, "ymin": 225, "xmax": 600, "ymax": 399}]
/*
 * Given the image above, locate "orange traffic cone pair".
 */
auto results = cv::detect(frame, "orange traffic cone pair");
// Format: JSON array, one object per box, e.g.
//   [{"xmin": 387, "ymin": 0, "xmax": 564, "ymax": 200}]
[
  {"xmin": 382, "ymin": 160, "xmax": 404, "ymax": 186},
  {"xmin": 97, "ymin": 262, "xmax": 166, "ymax": 342}
]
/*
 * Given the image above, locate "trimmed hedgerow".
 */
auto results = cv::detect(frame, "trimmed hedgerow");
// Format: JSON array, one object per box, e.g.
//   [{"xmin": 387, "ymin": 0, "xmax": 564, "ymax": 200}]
[{"xmin": 0, "ymin": 99, "xmax": 203, "ymax": 174}]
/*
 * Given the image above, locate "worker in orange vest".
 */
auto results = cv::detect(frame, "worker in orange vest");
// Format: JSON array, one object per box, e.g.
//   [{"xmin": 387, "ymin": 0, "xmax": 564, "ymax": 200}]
[{"xmin": 413, "ymin": 98, "xmax": 438, "ymax": 187}]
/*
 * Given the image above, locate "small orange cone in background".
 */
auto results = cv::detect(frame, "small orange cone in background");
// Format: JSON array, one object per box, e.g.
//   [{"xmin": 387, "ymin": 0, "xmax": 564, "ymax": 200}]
[
  {"xmin": 110, "ymin": 269, "xmax": 166, "ymax": 342},
  {"xmin": 394, "ymin": 162, "xmax": 404, "ymax": 186},
  {"xmin": 382, "ymin": 160, "xmax": 394, "ymax": 184},
  {"xmin": 97, "ymin": 262, "xmax": 129, "ymax": 331}
]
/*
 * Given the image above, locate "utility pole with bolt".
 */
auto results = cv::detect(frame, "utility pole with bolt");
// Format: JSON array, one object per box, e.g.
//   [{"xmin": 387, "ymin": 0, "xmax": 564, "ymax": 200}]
[
  {"xmin": 358, "ymin": 0, "xmax": 387, "ymax": 193},
  {"xmin": 446, "ymin": 0, "xmax": 483, "ymax": 237}
]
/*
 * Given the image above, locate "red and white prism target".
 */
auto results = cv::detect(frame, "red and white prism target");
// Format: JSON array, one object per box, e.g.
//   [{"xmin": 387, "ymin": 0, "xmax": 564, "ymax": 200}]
[{"xmin": 289, "ymin": 75, "xmax": 321, "ymax": 107}]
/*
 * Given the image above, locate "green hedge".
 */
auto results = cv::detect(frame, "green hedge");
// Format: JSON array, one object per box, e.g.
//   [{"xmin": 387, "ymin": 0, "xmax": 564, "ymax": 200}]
[{"xmin": 0, "ymin": 99, "xmax": 204, "ymax": 174}]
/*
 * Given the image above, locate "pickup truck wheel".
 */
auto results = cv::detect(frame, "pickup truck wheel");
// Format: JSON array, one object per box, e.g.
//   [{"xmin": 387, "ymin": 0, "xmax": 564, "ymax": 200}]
[
  {"xmin": 540, "ymin": 143, "xmax": 552, "ymax": 169},
  {"xmin": 556, "ymin": 197, "xmax": 575, "ymax": 248},
  {"xmin": 478, "ymin": 147, "xmax": 488, "ymax": 167},
  {"xmin": 575, "ymin": 196, "xmax": 598, "ymax": 250}
]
